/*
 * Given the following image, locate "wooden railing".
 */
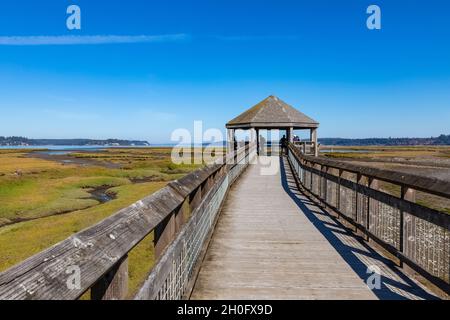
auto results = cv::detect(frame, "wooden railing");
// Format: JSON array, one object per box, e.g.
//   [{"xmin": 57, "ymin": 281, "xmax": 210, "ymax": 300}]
[
  {"xmin": 293, "ymin": 141, "xmax": 317, "ymax": 156},
  {"xmin": 0, "ymin": 143, "xmax": 257, "ymax": 300},
  {"xmin": 287, "ymin": 142, "xmax": 450, "ymax": 294},
  {"xmin": 260, "ymin": 142, "xmax": 281, "ymax": 156}
]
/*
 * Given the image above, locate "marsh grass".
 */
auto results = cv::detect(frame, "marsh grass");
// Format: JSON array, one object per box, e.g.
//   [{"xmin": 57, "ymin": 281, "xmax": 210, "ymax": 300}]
[{"xmin": 321, "ymin": 145, "xmax": 450, "ymax": 159}]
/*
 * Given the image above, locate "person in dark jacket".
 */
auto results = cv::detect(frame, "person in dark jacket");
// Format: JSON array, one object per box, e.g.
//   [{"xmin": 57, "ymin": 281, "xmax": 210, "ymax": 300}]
[{"xmin": 279, "ymin": 135, "xmax": 287, "ymax": 155}]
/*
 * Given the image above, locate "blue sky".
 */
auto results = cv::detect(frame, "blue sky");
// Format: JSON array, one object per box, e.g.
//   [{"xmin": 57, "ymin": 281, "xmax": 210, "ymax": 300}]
[{"xmin": 0, "ymin": 0, "xmax": 449, "ymax": 143}]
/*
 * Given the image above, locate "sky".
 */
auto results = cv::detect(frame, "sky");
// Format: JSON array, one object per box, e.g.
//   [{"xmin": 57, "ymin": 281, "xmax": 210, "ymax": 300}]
[{"xmin": 0, "ymin": 0, "xmax": 449, "ymax": 143}]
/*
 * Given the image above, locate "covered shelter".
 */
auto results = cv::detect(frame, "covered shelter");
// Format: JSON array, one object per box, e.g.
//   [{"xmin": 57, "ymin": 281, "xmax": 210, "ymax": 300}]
[{"xmin": 226, "ymin": 95, "xmax": 319, "ymax": 156}]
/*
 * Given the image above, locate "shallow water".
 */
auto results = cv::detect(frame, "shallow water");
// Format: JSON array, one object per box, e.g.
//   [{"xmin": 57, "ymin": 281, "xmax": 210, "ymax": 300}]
[
  {"xmin": 88, "ymin": 187, "xmax": 115, "ymax": 203},
  {"xmin": 320, "ymin": 149, "xmax": 374, "ymax": 153},
  {"xmin": 37, "ymin": 150, "xmax": 73, "ymax": 156},
  {"xmin": 0, "ymin": 145, "xmax": 106, "ymax": 151}
]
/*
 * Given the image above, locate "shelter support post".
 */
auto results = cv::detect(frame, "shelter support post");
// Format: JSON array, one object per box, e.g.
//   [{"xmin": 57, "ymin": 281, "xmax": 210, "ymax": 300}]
[
  {"xmin": 288, "ymin": 127, "xmax": 294, "ymax": 143},
  {"xmin": 227, "ymin": 128, "xmax": 235, "ymax": 155},
  {"xmin": 256, "ymin": 129, "xmax": 260, "ymax": 155},
  {"xmin": 310, "ymin": 128, "xmax": 318, "ymax": 157}
]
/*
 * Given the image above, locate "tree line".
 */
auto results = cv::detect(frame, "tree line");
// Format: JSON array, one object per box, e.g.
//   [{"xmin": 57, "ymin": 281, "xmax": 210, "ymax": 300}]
[
  {"xmin": 0, "ymin": 136, "xmax": 149, "ymax": 146},
  {"xmin": 318, "ymin": 134, "xmax": 450, "ymax": 146}
]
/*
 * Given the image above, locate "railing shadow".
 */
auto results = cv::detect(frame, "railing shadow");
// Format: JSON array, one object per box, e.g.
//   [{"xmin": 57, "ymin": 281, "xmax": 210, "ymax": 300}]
[{"xmin": 278, "ymin": 156, "xmax": 439, "ymax": 300}]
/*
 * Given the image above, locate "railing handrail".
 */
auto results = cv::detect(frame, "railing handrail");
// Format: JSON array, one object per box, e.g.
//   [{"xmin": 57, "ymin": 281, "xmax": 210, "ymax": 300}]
[
  {"xmin": 0, "ymin": 144, "xmax": 254, "ymax": 300},
  {"xmin": 288, "ymin": 142, "xmax": 450, "ymax": 294},
  {"xmin": 289, "ymin": 143, "xmax": 450, "ymax": 199}
]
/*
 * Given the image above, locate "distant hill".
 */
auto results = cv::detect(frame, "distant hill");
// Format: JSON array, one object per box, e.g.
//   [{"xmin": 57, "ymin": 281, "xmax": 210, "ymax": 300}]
[
  {"xmin": 318, "ymin": 134, "xmax": 450, "ymax": 146},
  {"xmin": 2, "ymin": 134, "xmax": 449, "ymax": 147},
  {"xmin": 0, "ymin": 136, "xmax": 150, "ymax": 146}
]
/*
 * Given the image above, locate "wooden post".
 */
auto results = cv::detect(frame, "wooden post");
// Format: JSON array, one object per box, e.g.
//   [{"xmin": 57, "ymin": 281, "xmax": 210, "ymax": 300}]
[
  {"xmin": 154, "ymin": 213, "xmax": 176, "ymax": 259},
  {"xmin": 368, "ymin": 178, "xmax": 379, "ymax": 241},
  {"xmin": 251, "ymin": 128, "xmax": 257, "ymax": 145},
  {"xmin": 310, "ymin": 128, "xmax": 318, "ymax": 157},
  {"xmin": 320, "ymin": 165, "xmax": 327, "ymax": 200},
  {"xmin": 314, "ymin": 163, "xmax": 320, "ymax": 196},
  {"xmin": 190, "ymin": 185, "xmax": 202, "ymax": 213},
  {"xmin": 337, "ymin": 169, "xmax": 342, "ymax": 213},
  {"xmin": 246, "ymin": 129, "xmax": 252, "ymax": 160},
  {"xmin": 401, "ymin": 186, "xmax": 416, "ymax": 202},
  {"xmin": 355, "ymin": 173, "xmax": 367, "ymax": 234},
  {"xmin": 227, "ymin": 128, "xmax": 235, "ymax": 157},
  {"xmin": 256, "ymin": 129, "xmax": 260, "ymax": 155},
  {"xmin": 175, "ymin": 199, "xmax": 189, "ymax": 232},
  {"xmin": 220, "ymin": 164, "xmax": 226, "ymax": 178},
  {"xmin": 288, "ymin": 127, "xmax": 294, "ymax": 143},
  {"xmin": 91, "ymin": 256, "xmax": 128, "ymax": 300},
  {"xmin": 400, "ymin": 186, "xmax": 416, "ymax": 260},
  {"xmin": 203, "ymin": 175, "xmax": 214, "ymax": 196},
  {"xmin": 326, "ymin": 166, "xmax": 333, "ymax": 205}
]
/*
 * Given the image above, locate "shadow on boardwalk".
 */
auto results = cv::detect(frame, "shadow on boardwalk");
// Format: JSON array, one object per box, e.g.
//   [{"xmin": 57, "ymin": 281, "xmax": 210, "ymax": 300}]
[{"xmin": 279, "ymin": 156, "xmax": 439, "ymax": 300}]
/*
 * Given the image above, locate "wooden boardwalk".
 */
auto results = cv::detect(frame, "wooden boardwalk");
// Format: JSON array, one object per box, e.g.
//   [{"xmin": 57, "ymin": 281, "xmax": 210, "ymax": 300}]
[{"xmin": 190, "ymin": 156, "xmax": 438, "ymax": 300}]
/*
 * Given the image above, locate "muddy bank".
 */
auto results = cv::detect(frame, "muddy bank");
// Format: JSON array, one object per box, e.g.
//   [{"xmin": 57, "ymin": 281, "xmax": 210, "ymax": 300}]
[
  {"xmin": 87, "ymin": 186, "xmax": 117, "ymax": 203},
  {"xmin": 27, "ymin": 151, "xmax": 122, "ymax": 169},
  {"xmin": 130, "ymin": 176, "xmax": 164, "ymax": 184}
]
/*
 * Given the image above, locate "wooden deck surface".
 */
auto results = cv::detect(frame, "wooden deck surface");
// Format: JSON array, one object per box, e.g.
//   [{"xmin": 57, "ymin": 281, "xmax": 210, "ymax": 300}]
[{"xmin": 190, "ymin": 156, "xmax": 438, "ymax": 300}]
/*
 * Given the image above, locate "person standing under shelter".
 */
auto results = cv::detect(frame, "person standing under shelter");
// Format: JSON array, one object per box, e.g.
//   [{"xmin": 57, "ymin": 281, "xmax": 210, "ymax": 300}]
[{"xmin": 279, "ymin": 135, "xmax": 287, "ymax": 155}]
